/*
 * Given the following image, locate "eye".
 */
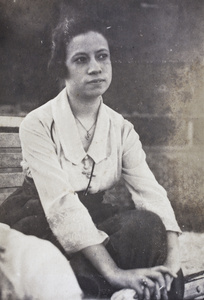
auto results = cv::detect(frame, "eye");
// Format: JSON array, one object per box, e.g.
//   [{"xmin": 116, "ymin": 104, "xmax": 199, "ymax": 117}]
[
  {"xmin": 74, "ymin": 56, "xmax": 87, "ymax": 64},
  {"xmin": 98, "ymin": 53, "xmax": 109, "ymax": 60}
]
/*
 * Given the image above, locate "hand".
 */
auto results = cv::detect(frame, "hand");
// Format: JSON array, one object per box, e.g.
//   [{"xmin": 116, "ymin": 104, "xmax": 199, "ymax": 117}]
[
  {"xmin": 163, "ymin": 261, "xmax": 180, "ymax": 295},
  {"xmin": 136, "ymin": 266, "xmax": 177, "ymax": 300},
  {"xmin": 109, "ymin": 266, "xmax": 177, "ymax": 300}
]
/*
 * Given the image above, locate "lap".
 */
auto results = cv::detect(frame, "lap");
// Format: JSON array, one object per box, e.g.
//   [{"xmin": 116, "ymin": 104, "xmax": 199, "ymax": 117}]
[
  {"xmin": 70, "ymin": 210, "xmax": 167, "ymax": 298},
  {"xmin": 0, "ymin": 179, "xmax": 168, "ymax": 298},
  {"xmin": 0, "ymin": 178, "xmax": 167, "ymax": 267},
  {"xmin": 99, "ymin": 210, "xmax": 167, "ymax": 269}
]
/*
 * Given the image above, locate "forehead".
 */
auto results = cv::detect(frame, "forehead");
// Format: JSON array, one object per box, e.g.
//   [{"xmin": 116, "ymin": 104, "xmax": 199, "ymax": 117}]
[{"xmin": 66, "ymin": 31, "xmax": 109, "ymax": 57}]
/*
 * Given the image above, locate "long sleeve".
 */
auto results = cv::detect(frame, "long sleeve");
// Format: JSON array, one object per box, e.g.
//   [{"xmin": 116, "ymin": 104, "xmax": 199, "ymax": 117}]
[
  {"xmin": 122, "ymin": 121, "xmax": 181, "ymax": 233},
  {"xmin": 19, "ymin": 113, "xmax": 108, "ymax": 254}
]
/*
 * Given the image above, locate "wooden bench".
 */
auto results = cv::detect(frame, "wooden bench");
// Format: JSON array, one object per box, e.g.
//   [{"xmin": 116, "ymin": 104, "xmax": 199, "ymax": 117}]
[
  {"xmin": 0, "ymin": 116, "xmax": 24, "ymax": 204},
  {"xmin": 1, "ymin": 116, "xmax": 204, "ymax": 300}
]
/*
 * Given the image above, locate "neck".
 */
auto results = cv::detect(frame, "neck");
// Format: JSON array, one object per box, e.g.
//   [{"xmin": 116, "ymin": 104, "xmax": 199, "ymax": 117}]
[{"xmin": 67, "ymin": 92, "xmax": 101, "ymax": 120}]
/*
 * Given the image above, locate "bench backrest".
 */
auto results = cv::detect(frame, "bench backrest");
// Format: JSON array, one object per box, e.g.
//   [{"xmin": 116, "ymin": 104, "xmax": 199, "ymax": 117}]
[{"xmin": 0, "ymin": 117, "xmax": 24, "ymax": 204}]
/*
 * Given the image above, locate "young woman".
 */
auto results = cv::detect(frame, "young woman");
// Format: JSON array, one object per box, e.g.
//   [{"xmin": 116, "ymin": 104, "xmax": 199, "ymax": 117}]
[{"xmin": 0, "ymin": 17, "xmax": 183, "ymax": 300}]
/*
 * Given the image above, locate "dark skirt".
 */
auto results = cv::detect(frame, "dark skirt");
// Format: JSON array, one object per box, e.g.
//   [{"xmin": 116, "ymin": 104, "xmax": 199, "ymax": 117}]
[{"xmin": 0, "ymin": 177, "xmax": 184, "ymax": 299}]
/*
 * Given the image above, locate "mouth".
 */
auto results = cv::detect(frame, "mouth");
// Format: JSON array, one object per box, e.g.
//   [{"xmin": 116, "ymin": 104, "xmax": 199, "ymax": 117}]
[{"xmin": 87, "ymin": 79, "xmax": 105, "ymax": 84}]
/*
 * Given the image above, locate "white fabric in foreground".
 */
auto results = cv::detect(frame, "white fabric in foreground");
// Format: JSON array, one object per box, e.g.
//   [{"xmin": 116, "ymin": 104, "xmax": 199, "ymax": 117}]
[
  {"xmin": 111, "ymin": 288, "xmax": 136, "ymax": 300},
  {"xmin": 0, "ymin": 223, "xmax": 82, "ymax": 300}
]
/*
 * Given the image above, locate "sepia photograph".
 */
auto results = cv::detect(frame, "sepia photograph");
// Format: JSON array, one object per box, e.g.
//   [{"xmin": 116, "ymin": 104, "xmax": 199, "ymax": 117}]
[{"xmin": 0, "ymin": 1, "xmax": 204, "ymax": 299}]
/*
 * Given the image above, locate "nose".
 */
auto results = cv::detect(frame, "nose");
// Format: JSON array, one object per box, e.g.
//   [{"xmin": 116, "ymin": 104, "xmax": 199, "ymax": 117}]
[{"xmin": 88, "ymin": 58, "xmax": 102, "ymax": 75}]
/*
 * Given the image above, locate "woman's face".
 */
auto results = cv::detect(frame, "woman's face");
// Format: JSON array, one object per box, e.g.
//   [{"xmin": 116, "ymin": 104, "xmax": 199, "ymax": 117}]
[{"xmin": 65, "ymin": 31, "xmax": 112, "ymax": 101}]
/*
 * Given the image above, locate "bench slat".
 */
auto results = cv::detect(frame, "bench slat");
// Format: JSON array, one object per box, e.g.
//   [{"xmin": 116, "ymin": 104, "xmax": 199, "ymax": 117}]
[
  {"xmin": 0, "ymin": 118, "xmax": 24, "ymax": 201},
  {"xmin": 0, "ymin": 116, "xmax": 23, "ymax": 128},
  {"xmin": 0, "ymin": 173, "xmax": 24, "ymax": 189},
  {"xmin": 0, "ymin": 153, "xmax": 22, "ymax": 168},
  {"xmin": 0, "ymin": 133, "xmax": 21, "ymax": 148}
]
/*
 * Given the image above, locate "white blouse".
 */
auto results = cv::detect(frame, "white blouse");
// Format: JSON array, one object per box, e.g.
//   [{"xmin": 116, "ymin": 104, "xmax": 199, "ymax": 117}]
[{"xmin": 19, "ymin": 88, "xmax": 181, "ymax": 254}]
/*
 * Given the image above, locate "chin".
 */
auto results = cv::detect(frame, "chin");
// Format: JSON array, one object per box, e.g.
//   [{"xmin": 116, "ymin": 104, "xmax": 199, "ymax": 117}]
[
  {"xmin": 84, "ymin": 93, "xmax": 102, "ymax": 100},
  {"xmin": 85, "ymin": 89, "xmax": 107, "ymax": 99}
]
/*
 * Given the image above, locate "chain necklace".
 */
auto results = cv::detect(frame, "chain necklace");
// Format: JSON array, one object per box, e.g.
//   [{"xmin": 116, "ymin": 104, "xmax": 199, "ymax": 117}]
[{"xmin": 75, "ymin": 116, "xmax": 96, "ymax": 140}]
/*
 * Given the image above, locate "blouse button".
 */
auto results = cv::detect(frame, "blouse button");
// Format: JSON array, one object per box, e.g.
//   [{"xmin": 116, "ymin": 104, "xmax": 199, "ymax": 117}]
[{"xmin": 84, "ymin": 155, "xmax": 89, "ymax": 160}]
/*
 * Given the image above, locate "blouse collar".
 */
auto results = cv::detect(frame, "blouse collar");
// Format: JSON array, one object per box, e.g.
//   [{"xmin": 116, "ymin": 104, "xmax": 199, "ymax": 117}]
[{"xmin": 51, "ymin": 88, "xmax": 111, "ymax": 165}]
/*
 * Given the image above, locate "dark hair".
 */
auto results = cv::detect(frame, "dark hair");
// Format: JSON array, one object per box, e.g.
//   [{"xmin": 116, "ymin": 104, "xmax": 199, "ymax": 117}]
[{"xmin": 48, "ymin": 17, "xmax": 112, "ymax": 79}]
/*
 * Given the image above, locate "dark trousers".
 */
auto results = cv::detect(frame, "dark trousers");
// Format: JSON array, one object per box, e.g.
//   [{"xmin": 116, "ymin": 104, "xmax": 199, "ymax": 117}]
[
  {"xmin": 0, "ymin": 177, "xmax": 184, "ymax": 299},
  {"xmin": 70, "ymin": 209, "xmax": 168, "ymax": 298}
]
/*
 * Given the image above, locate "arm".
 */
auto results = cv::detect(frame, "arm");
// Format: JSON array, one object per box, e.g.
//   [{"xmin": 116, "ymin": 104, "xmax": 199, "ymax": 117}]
[
  {"xmin": 19, "ymin": 113, "xmax": 108, "ymax": 254},
  {"xmin": 121, "ymin": 121, "xmax": 181, "ymax": 234},
  {"xmin": 82, "ymin": 243, "xmax": 177, "ymax": 300},
  {"xmin": 121, "ymin": 121, "xmax": 181, "ymax": 293},
  {"xmin": 165, "ymin": 231, "xmax": 180, "ymax": 273},
  {"xmin": 163, "ymin": 231, "xmax": 181, "ymax": 292}
]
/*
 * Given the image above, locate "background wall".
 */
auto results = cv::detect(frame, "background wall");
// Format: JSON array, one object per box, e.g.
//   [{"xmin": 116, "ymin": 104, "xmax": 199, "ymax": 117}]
[{"xmin": 1, "ymin": 0, "xmax": 204, "ymax": 231}]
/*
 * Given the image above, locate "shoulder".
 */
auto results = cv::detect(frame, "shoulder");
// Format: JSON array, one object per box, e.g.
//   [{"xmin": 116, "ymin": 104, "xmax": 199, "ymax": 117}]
[
  {"xmin": 19, "ymin": 103, "xmax": 53, "ymax": 141},
  {"xmin": 20, "ymin": 89, "xmax": 65, "ymax": 132},
  {"xmin": 103, "ymin": 104, "xmax": 141, "ymax": 151},
  {"xmin": 103, "ymin": 103, "xmax": 135, "ymax": 136},
  {"xmin": 104, "ymin": 104, "xmax": 133, "ymax": 127}
]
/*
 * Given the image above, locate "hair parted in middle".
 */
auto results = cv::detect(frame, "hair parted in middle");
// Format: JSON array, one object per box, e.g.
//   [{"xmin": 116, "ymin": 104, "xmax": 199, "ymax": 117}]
[{"xmin": 49, "ymin": 16, "xmax": 112, "ymax": 79}]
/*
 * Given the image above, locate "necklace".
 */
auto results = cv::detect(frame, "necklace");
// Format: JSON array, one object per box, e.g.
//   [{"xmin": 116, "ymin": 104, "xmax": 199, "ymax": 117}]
[{"xmin": 75, "ymin": 116, "xmax": 96, "ymax": 140}]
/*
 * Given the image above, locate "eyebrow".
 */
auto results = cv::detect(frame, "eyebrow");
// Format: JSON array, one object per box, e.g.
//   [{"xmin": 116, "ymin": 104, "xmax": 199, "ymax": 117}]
[
  {"xmin": 71, "ymin": 48, "xmax": 109, "ymax": 58},
  {"xmin": 72, "ymin": 52, "xmax": 87, "ymax": 57},
  {"xmin": 96, "ymin": 48, "xmax": 109, "ymax": 53}
]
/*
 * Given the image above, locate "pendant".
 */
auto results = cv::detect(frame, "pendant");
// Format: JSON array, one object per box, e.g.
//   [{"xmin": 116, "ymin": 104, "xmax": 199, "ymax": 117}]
[{"xmin": 86, "ymin": 132, "xmax": 91, "ymax": 140}]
